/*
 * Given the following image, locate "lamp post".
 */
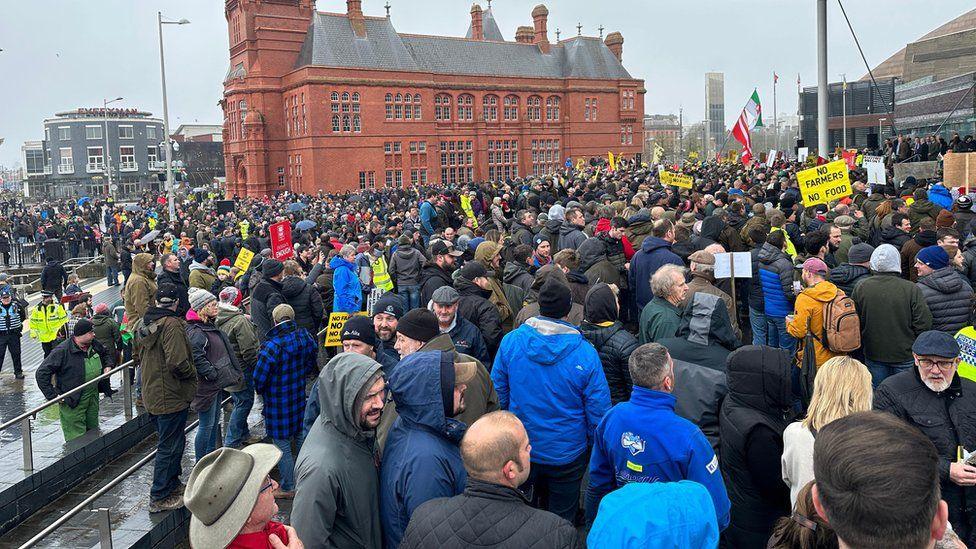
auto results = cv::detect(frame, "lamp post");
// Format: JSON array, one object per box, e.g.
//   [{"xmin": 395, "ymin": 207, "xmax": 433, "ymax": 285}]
[
  {"xmin": 840, "ymin": 74, "xmax": 847, "ymax": 150},
  {"xmin": 103, "ymin": 97, "xmax": 123, "ymax": 199},
  {"xmin": 157, "ymin": 12, "xmax": 189, "ymax": 222},
  {"xmin": 816, "ymin": 0, "xmax": 829, "ymax": 156},
  {"xmin": 879, "ymin": 117, "xmax": 887, "ymax": 152}
]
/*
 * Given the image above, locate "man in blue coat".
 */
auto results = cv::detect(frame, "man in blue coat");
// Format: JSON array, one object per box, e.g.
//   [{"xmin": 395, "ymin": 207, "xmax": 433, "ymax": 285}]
[
  {"xmin": 492, "ymin": 277, "xmax": 611, "ymax": 523},
  {"xmin": 584, "ymin": 343, "xmax": 730, "ymax": 531},
  {"xmin": 419, "ymin": 191, "xmax": 440, "ymax": 244},
  {"xmin": 629, "ymin": 219, "xmax": 683, "ymax": 311},
  {"xmin": 379, "ymin": 350, "xmax": 476, "ymax": 548}
]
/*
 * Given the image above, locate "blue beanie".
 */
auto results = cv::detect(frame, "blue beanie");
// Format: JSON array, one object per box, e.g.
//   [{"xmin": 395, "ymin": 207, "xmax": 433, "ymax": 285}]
[{"xmin": 916, "ymin": 245, "xmax": 949, "ymax": 271}]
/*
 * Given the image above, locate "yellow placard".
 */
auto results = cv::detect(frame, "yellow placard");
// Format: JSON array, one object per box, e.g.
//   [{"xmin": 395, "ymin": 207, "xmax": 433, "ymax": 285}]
[
  {"xmin": 323, "ymin": 311, "xmax": 369, "ymax": 347},
  {"xmin": 233, "ymin": 248, "xmax": 255, "ymax": 279},
  {"xmin": 607, "ymin": 152, "xmax": 617, "ymax": 171},
  {"xmin": 797, "ymin": 160, "xmax": 852, "ymax": 206},
  {"xmin": 660, "ymin": 171, "xmax": 693, "ymax": 189}
]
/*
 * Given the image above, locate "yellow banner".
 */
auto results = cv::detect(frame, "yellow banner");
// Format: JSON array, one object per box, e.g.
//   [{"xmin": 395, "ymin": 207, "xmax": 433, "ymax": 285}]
[
  {"xmin": 797, "ymin": 160, "xmax": 853, "ymax": 206},
  {"xmin": 575, "ymin": 158, "xmax": 585, "ymax": 171},
  {"xmin": 607, "ymin": 152, "xmax": 617, "ymax": 171},
  {"xmin": 233, "ymin": 248, "xmax": 255, "ymax": 279},
  {"xmin": 688, "ymin": 151, "xmax": 699, "ymax": 160},
  {"xmin": 660, "ymin": 171, "xmax": 693, "ymax": 189},
  {"xmin": 727, "ymin": 150, "xmax": 739, "ymax": 163},
  {"xmin": 653, "ymin": 144, "xmax": 664, "ymax": 164},
  {"xmin": 323, "ymin": 311, "xmax": 369, "ymax": 347}
]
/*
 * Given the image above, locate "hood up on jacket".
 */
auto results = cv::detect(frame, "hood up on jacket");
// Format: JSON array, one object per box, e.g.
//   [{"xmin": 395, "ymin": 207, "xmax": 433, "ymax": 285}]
[
  {"xmin": 502, "ymin": 261, "xmax": 532, "ymax": 285},
  {"xmin": 587, "ymin": 481, "xmax": 719, "ymax": 548},
  {"xmin": 675, "ymin": 292, "xmax": 740, "ymax": 350},
  {"xmin": 319, "ymin": 352, "xmax": 384, "ymax": 441},
  {"xmin": 577, "ymin": 238, "xmax": 609, "ymax": 273},
  {"xmin": 133, "ymin": 252, "xmax": 156, "ymax": 278},
  {"xmin": 389, "ymin": 350, "xmax": 465, "ymax": 442},
  {"xmin": 699, "ymin": 216, "xmax": 726, "ymax": 243},
  {"xmin": 584, "ymin": 282, "xmax": 618, "ymax": 324},
  {"xmin": 726, "ymin": 345, "xmax": 793, "ymax": 415}
]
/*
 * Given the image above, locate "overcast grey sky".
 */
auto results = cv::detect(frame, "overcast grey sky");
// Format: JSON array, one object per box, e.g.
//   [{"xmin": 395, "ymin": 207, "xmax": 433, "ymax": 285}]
[{"xmin": 0, "ymin": 0, "xmax": 972, "ymax": 167}]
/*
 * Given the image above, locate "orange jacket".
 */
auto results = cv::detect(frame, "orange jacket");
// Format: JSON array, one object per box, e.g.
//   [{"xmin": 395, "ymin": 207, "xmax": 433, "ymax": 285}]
[{"xmin": 787, "ymin": 280, "xmax": 842, "ymax": 367}]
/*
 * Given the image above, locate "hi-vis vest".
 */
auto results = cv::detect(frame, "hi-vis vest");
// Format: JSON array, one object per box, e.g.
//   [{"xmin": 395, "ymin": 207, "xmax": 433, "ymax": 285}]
[
  {"xmin": 371, "ymin": 255, "xmax": 394, "ymax": 292},
  {"xmin": 954, "ymin": 327, "xmax": 976, "ymax": 382},
  {"xmin": 239, "ymin": 220, "xmax": 250, "ymax": 240},
  {"xmin": 29, "ymin": 303, "xmax": 68, "ymax": 343}
]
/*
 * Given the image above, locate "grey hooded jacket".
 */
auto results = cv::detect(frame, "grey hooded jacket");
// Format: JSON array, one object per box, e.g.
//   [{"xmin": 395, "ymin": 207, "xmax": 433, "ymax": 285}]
[{"xmin": 292, "ymin": 353, "xmax": 384, "ymax": 549}]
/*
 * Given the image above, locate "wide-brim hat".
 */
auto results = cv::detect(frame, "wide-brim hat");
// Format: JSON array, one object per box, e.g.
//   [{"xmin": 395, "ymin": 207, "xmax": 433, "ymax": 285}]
[{"xmin": 186, "ymin": 444, "xmax": 282, "ymax": 549}]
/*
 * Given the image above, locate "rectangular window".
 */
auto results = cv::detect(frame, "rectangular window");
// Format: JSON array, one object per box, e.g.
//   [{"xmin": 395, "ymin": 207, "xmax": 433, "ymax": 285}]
[
  {"xmin": 386, "ymin": 171, "xmax": 394, "ymax": 188},
  {"xmin": 58, "ymin": 147, "xmax": 73, "ymax": 166},
  {"xmin": 147, "ymin": 126, "xmax": 158, "ymax": 140},
  {"xmin": 393, "ymin": 142, "xmax": 402, "ymax": 153},
  {"xmin": 395, "ymin": 170, "xmax": 403, "ymax": 188},
  {"xmin": 86, "ymin": 125, "xmax": 103, "ymax": 140},
  {"xmin": 118, "ymin": 125, "xmax": 134, "ymax": 139},
  {"xmin": 360, "ymin": 172, "xmax": 367, "ymax": 190},
  {"xmin": 58, "ymin": 127, "xmax": 71, "ymax": 140},
  {"xmin": 87, "ymin": 146, "xmax": 104, "ymax": 169},
  {"xmin": 119, "ymin": 146, "xmax": 136, "ymax": 170}
]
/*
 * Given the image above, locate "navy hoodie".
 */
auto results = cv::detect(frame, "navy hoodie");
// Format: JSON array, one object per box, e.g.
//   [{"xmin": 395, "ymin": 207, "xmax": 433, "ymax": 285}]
[{"xmin": 629, "ymin": 237, "xmax": 683, "ymax": 311}]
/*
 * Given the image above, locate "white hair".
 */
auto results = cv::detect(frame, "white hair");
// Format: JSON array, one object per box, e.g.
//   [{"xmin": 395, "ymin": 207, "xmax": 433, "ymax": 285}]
[{"xmin": 651, "ymin": 264, "xmax": 687, "ymax": 298}]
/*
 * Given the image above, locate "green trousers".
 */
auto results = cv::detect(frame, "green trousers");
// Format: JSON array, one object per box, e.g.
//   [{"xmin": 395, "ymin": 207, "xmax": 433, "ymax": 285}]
[{"xmin": 60, "ymin": 390, "xmax": 99, "ymax": 441}]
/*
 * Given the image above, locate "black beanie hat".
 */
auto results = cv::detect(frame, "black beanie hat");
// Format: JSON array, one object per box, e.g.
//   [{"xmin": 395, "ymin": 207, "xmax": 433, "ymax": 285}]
[
  {"xmin": 583, "ymin": 283, "xmax": 618, "ymax": 324},
  {"xmin": 73, "ymin": 319, "xmax": 94, "ymax": 337},
  {"xmin": 539, "ymin": 277, "xmax": 572, "ymax": 319},
  {"xmin": 340, "ymin": 316, "xmax": 376, "ymax": 347},
  {"xmin": 397, "ymin": 309, "xmax": 439, "ymax": 342}
]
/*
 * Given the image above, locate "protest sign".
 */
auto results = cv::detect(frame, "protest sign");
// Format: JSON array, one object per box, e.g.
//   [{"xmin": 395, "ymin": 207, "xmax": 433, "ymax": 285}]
[
  {"xmin": 797, "ymin": 160, "xmax": 852, "ymax": 206},
  {"xmin": 269, "ymin": 220, "xmax": 294, "ymax": 261},
  {"xmin": 863, "ymin": 155, "xmax": 885, "ymax": 185},
  {"xmin": 893, "ymin": 161, "xmax": 939, "ymax": 185},
  {"xmin": 798, "ymin": 147, "xmax": 809, "ymax": 163},
  {"xmin": 767, "ymin": 150, "xmax": 777, "ymax": 168},
  {"xmin": 944, "ymin": 152, "xmax": 976, "ymax": 188},
  {"xmin": 323, "ymin": 311, "xmax": 369, "ymax": 346},
  {"xmin": 661, "ymin": 171, "xmax": 693, "ymax": 189},
  {"xmin": 233, "ymin": 248, "xmax": 255, "ymax": 279},
  {"xmin": 714, "ymin": 252, "xmax": 752, "ymax": 279}
]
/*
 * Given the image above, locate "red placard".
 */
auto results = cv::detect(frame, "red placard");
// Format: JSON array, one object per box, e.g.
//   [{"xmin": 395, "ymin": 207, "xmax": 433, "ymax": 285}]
[{"xmin": 270, "ymin": 221, "xmax": 294, "ymax": 261}]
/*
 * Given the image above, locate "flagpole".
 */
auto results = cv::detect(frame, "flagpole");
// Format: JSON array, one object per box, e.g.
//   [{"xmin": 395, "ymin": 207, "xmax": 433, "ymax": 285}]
[{"xmin": 773, "ymin": 72, "xmax": 778, "ymax": 153}]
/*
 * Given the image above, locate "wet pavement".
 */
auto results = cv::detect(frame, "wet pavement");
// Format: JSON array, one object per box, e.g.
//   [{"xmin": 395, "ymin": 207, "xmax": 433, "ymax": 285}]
[
  {"xmin": 2, "ymin": 405, "xmax": 270, "ymax": 549},
  {"xmin": 0, "ymin": 280, "xmax": 122, "ymax": 490}
]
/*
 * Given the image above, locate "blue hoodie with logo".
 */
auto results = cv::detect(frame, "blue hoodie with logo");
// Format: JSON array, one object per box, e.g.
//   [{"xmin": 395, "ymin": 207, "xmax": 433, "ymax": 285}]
[
  {"xmin": 585, "ymin": 386, "xmax": 730, "ymax": 531},
  {"xmin": 491, "ymin": 316, "xmax": 610, "ymax": 466}
]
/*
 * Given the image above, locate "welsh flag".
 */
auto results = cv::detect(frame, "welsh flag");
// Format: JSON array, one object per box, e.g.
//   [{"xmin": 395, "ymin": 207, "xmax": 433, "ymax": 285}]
[{"xmin": 731, "ymin": 90, "xmax": 763, "ymax": 165}]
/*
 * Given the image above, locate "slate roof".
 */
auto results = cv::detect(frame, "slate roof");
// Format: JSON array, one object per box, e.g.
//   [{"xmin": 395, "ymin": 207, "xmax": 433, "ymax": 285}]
[
  {"xmin": 293, "ymin": 12, "xmax": 633, "ymax": 80},
  {"xmin": 465, "ymin": 7, "xmax": 505, "ymax": 42}
]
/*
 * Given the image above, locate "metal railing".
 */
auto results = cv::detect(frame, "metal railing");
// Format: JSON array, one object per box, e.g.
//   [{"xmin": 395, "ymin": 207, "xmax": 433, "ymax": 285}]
[
  {"xmin": 57, "ymin": 164, "xmax": 75, "ymax": 175},
  {"xmin": 148, "ymin": 160, "xmax": 165, "ymax": 171},
  {"xmin": 119, "ymin": 161, "xmax": 138, "ymax": 172},
  {"xmin": 0, "ymin": 359, "xmax": 135, "ymax": 473},
  {"xmin": 87, "ymin": 163, "xmax": 105, "ymax": 173},
  {"xmin": 18, "ymin": 395, "xmax": 233, "ymax": 549}
]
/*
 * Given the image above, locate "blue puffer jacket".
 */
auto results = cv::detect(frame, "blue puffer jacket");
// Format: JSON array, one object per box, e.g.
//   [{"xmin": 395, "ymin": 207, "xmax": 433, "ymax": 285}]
[
  {"xmin": 379, "ymin": 351, "xmax": 467, "ymax": 549},
  {"xmin": 491, "ymin": 316, "xmax": 611, "ymax": 465},
  {"xmin": 587, "ymin": 481, "xmax": 720, "ymax": 549},
  {"xmin": 929, "ymin": 184, "xmax": 953, "ymax": 210},
  {"xmin": 629, "ymin": 236, "xmax": 683, "ymax": 311},
  {"xmin": 584, "ymin": 387, "xmax": 730, "ymax": 530},
  {"xmin": 419, "ymin": 200, "xmax": 437, "ymax": 235},
  {"xmin": 754, "ymin": 243, "xmax": 795, "ymax": 318},
  {"xmin": 329, "ymin": 256, "xmax": 362, "ymax": 313}
]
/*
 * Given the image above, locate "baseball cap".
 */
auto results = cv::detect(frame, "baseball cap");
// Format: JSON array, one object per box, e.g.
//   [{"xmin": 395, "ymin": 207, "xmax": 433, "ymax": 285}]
[
  {"xmin": 800, "ymin": 257, "xmax": 829, "ymax": 276},
  {"xmin": 430, "ymin": 240, "xmax": 463, "ymax": 257},
  {"xmin": 156, "ymin": 284, "xmax": 180, "ymax": 305}
]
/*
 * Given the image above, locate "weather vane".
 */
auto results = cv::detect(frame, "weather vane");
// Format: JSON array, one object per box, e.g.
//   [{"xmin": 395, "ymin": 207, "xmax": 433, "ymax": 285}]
[
  {"xmin": 555, "ymin": 28, "xmax": 561, "ymax": 41},
  {"xmin": 384, "ymin": 1, "xmax": 391, "ymax": 17},
  {"xmin": 598, "ymin": 25, "xmax": 604, "ymax": 39},
  {"xmin": 576, "ymin": 23, "xmax": 582, "ymax": 36}
]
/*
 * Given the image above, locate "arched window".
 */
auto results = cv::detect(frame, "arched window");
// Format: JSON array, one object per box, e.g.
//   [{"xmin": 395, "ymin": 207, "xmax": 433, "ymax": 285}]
[
  {"xmin": 342, "ymin": 115, "xmax": 351, "ymax": 132},
  {"xmin": 584, "ymin": 98, "xmax": 591, "ymax": 121},
  {"xmin": 331, "ymin": 92, "xmax": 339, "ymax": 102},
  {"xmin": 527, "ymin": 96, "xmax": 542, "ymax": 121},
  {"xmin": 353, "ymin": 115, "xmax": 361, "ymax": 132},
  {"xmin": 385, "ymin": 94, "xmax": 394, "ymax": 119},
  {"xmin": 504, "ymin": 95, "xmax": 519, "ymax": 121},
  {"xmin": 435, "ymin": 94, "xmax": 452, "ymax": 121},
  {"xmin": 457, "ymin": 94, "xmax": 474, "ymax": 121},
  {"xmin": 395, "ymin": 93, "xmax": 402, "ymax": 103},
  {"xmin": 385, "ymin": 93, "xmax": 393, "ymax": 102},
  {"xmin": 483, "ymin": 94, "xmax": 499, "ymax": 122},
  {"xmin": 341, "ymin": 92, "xmax": 350, "ymax": 102},
  {"xmin": 332, "ymin": 115, "xmax": 340, "ymax": 132},
  {"xmin": 592, "ymin": 98, "xmax": 598, "ymax": 120},
  {"xmin": 413, "ymin": 94, "xmax": 421, "ymax": 103},
  {"xmin": 352, "ymin": 92, "xmax": 360, "ymax": 102},
  {"xmin": 405, "ymin": 94, "xmax": 412, "ymax": 104},
  {"xmin": 546, "ymin": 96, "xmax": 561, "ymax": 121}
]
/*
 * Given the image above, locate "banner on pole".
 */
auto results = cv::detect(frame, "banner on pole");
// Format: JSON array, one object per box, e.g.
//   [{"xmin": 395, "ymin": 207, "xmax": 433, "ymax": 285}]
[
  {"xmin": 270, "ymin": 220, "xmax": 294, "ymax": 261},
  {"xmin": 233, "ymin": 248, "xmax": 255, "ymax": 279},
  {"xmin": 797, "ymin": 160, "xmax": 852, "ymax": 206},
  {"xmin": 863, "ymin": 156, "xmax": 886, "ymax": 185},
  {"xmin": 660, "ymin": 171, "xmax": 693, "ymax": 189}
]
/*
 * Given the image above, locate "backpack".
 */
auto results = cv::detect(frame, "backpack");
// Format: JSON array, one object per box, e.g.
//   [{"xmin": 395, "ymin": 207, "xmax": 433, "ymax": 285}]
[{"xmin": 818, "ymin": 289, "xmax": 861, "ymax": 353}]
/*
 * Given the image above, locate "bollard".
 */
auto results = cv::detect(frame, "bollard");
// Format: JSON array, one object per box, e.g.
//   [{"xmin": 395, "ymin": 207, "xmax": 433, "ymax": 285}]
[
  {"xmin": 122, "ymin": 367, "xmax": 133, "ymax": 421},
  {"xmin": 21, "ymin": 416, "xmax": 33, "ymax": 472},
  {"xmin": 97, "ymin": 508, "xmax": 113, "ymax": 549}
]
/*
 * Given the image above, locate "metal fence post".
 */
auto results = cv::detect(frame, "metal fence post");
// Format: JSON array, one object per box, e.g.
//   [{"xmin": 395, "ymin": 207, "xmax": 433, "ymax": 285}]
[
  {"xmin": 21, "ymin": 417, "xmax": 33, "ymax": 473},
  {"xmin": 121, "ymin": 366, "xmax": 133, "ymax": 421},
  {"xmin": 97, "ymin": 508, "xmax": 113, "ymax": 549}
]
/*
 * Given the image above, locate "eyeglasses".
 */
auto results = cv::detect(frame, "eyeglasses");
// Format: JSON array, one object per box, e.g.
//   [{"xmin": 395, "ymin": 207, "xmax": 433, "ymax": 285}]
[
  {"xmin": 918, "ymin": 358, "xmax": 957, "ymax": 372},
  {"xmin": 260, "ymin": 478, "xmax": 275, "ymax": 493}
]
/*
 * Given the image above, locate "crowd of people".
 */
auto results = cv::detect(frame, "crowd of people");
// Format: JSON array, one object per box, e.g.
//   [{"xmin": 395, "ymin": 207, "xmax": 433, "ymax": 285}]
[{"xmin": 15, "ymin": 143, "xmax": 976, "ymax": 548}]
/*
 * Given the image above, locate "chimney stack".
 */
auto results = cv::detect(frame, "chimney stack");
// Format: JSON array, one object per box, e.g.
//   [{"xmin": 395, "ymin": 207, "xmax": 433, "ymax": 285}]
[
  {"xmin": 532, "ymin": 4, "xmax": 550, "ymax": 53},
  {"xmin": 515, "ymin": 26, "xmax": 534, "ymax": 44},
  {"xmin": 605, "ymin": 32, "xmax": 623, "ymax": 62},
  {"xmin": 470, "ymin": 4, "xmax": 484, "ymax": 41},
  {"xmin": 348, "ymin": 0, "xmax": 366, "ymax": 38}
]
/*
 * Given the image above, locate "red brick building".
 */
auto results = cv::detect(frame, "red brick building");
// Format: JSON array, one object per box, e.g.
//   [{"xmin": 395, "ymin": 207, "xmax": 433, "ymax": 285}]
[{"xmin": 222, "ymin": 0, "xmax": 645, "ymax": 196}]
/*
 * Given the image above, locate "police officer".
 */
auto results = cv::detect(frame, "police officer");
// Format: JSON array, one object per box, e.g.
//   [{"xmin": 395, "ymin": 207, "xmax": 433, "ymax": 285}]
[{"xmin": 0, "ymin": 287, "xmax": 25, "ymax": 378}]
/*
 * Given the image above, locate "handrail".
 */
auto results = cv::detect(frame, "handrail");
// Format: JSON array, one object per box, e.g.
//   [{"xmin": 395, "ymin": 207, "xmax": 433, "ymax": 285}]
[
  {"xmin": 18, "ymin": 396, "xmax": 233, "ymax": 549},
  {"xmin": 0, "ymin": 360, "xmax": 134, "ymax": 433}
]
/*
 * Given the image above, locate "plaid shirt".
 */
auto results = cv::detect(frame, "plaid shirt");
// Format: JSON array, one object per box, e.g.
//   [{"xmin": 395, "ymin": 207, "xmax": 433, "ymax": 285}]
[{"xmin": 253, "ymin": 320, "xmax": 317, "ymax": 439}]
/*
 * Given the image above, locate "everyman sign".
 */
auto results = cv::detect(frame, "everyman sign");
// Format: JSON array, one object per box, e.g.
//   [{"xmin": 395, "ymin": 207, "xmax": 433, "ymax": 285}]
[{"xmin": 797, "ymin": 160, "xmax": 852, "ymax": 206}]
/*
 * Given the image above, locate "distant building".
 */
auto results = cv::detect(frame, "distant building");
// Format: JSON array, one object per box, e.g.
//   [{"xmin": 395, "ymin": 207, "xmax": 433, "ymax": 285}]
[
  {"xmin": 173, "ymin": 124, "xmax": 224, "ymax": 143},
  {"xmin": 705, "ymin": 73, "xmax": 724, "ymax": 156},
  {"xmin": 799, "ymin": 79, "xmax": 896, "ymax": 152},
  {"xmin": 863, "ymin": 8, "xmax": 976, "ymax": 82},
  {"xmin": 22, "ymin": 108, "xmax": 165, "ymax": 199},
  {"xmin": 222, "ymin": 0, "xmax": 645, "ymax": 196},
  {"xmin": 895, "ymin": 72, "xmax": 975, "ymax": 139},
  {"xmin": 643, "ymin": 114, "xmax": 681, "ymax": 158}
]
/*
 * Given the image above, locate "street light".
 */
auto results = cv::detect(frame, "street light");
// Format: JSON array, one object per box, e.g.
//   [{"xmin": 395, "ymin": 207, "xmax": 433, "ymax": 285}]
[
  {"xmin": 879, "ymin": 117, "xmax": 887, "ymax": 149},
  {"xmin": 103, "ymin": 97, "xmax": 123, "ymax": 199},
  {"xmin": 157, "ymin": 12, "xmax": 189, "ymax": 222}
]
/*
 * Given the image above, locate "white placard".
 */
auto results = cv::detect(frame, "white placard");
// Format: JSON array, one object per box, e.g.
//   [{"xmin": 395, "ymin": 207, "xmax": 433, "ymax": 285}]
[
  {"xmin": 798, "ymin": 147, "xmax": 809, "ymax": 163},
  {"xmin": 864, "ymin": 155, "xmax": 885, "ymax": 185},
  {"xmin": 714, "ymin": 252, "xmax": 753, "ymax": 279},
  {"xmin": 767, "ymin": 150, "xmax": 777, "ymax": 167}
]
